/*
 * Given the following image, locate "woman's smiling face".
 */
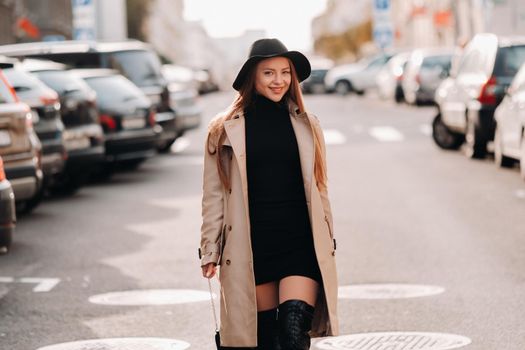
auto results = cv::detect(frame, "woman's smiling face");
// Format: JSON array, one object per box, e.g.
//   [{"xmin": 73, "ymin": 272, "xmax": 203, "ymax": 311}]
[{"xmin": 254, "ymin": 56, "xmax": 291, "ymax": 102}]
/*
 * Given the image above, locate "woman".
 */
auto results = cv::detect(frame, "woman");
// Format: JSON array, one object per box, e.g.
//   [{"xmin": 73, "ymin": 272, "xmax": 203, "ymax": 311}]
[{"xmin": 200, "ymin": 38, "xmax": 338, "ymax": 349}]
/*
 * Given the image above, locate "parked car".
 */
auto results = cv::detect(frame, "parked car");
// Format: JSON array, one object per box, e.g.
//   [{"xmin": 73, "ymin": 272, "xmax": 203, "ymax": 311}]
[
  {"xmin": 0, "ymin": 40, "xmax": 180, "ymax": 149},
  {"xmin": 193, "ymin": 68, "xmax": 220, "ymax": 94},
  {"xmin": 432, "ymin": 34, "xmax": 525, "ymax": 158},
  {"xmin": 376, "ymin": 51, "xmax": 410, "ymax": 102},
  {"xmin": 324, "ymin": 52, "xmax": 394, "ymax": 95},
  {"xmin": 402, "ymin": 48, "xmax": 453, "ymax": 105},
  {"xmin": 2, "ymin": 67, "xmax": 66, "ymax": 192},
  {"xmin": 301, "ymin": 57, "xmax": 334, "ymax": 94},
  {"xmin": 160, "ymin": 64, "xmax": 202, "ymax": 152},
  {"xmin": 20, "ymin": 59, "xmax": 105, "ymax": 191},
  {"xmin": 71, "ymin": 69, "xmax": 157, "ymax": 171},
  {"xmin": 0, "ymin": 156, "xmax": 16, "ymax": 253},
  {"xmin": 493, "ymin": 61, "xmax": 525, "ymax": 179},
  {"xmin": 0, "ymin": 70, "xmax": 43, "ymax": 213}
]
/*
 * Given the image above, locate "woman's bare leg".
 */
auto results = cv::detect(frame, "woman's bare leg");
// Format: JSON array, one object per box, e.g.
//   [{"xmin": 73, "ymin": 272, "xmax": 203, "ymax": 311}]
[
  {"xmin": 279, "ymin": 276, "xmax": 319, "ymax": 306},
  {"xmin": 256, "ymin": 281, "xmax": 279, "ymax": 311}
]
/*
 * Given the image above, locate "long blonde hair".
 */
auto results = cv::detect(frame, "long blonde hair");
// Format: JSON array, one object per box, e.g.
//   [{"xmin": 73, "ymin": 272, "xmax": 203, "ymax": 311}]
[{"xmin": 207, "ymin": 57, "xmax": 327, "ymax": 191}]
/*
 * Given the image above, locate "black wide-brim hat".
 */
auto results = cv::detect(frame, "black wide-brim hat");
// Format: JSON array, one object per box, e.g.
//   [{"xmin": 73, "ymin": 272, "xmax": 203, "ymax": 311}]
[{"xmin": 232, "ymin": 38, "xmax": 311, "ymax": 91}]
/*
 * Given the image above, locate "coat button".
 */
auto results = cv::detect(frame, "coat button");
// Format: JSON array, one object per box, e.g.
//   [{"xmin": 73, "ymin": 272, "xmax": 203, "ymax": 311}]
[
  {"xmin": 226, "ymin": 259, "xmax": 231, "ymax": 265},
  {"xmin": 228, "ymin": 225, "xmax": 232, "ymax": 231},
  {"xmin": 228, "ymin": 189, "xmax": 232, "ymax": 194},
  {"xmin": 332, "ymin": 251, "xmax": 336, "ymax": 256}
]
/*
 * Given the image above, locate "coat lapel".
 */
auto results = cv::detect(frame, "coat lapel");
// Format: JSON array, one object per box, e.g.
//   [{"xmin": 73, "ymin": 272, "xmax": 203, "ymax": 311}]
[
  {"xmin": 223, "ymin": 112, "xmax": 250, "ymax": 221},
  {"xmin": 289, "ymin": 108, "xmax": 314, "ymax": 206}
]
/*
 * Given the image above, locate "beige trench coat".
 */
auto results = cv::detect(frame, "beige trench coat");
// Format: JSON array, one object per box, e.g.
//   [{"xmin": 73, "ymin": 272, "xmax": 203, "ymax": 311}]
[{"xmin": 200, "ymin": 103, "xmax": 339, "ymax": 347}]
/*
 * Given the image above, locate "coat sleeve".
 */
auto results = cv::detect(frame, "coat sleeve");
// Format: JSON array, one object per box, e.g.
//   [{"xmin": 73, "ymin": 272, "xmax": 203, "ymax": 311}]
[
  {"xmin": 312, "ymin": 116, "xmax": 334, "ymax": 234},
  {"xmin": 200, "ymin": 132, "xmax": 225, "ymax": 267}
]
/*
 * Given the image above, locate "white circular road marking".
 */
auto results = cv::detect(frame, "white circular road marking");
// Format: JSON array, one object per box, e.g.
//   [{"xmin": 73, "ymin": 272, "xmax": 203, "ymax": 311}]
[
  {"xmin": 514, "ymin": 189, "xmax": 525, "ymax": 199},
  {"xmin": 338, "ymin": 284, "xmax": 445, "ymax": 299},
  {"xmin": 37, "ymin": 338, "xmax": 190, "ymax": 350},
  {"xmin": 315, "ymin": 332, "xmax": 471, "ymax": 350},
  {"xmin": 89, "ymin": 289, "xmax": 215, "ymax": 306}
]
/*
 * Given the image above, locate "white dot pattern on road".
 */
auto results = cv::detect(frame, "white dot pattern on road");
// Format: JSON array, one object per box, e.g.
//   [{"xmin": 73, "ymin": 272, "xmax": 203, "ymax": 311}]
[
  {"xmin": 36, "ymin": 338, "xmax": 190, "ymax": 350},
  {"xmin": 89, "ymin": 289, "xmax": 215, "ymax": 306},
  {"xmin": 314, "ymin": 332, "xmax": 471, "ymax": 350},
  {"xmin": 338, "ymin": 284, "xmax": 445, "ymax": 299}
]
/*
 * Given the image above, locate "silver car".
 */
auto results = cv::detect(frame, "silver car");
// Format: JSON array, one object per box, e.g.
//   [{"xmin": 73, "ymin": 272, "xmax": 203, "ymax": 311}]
[
  {"xmin": 402, "ymin": 48, "xmax": 454, "ymax": 105},
  {"xmin": 493, "ymin": 61, "xmax": 525, "ymax": 179}
]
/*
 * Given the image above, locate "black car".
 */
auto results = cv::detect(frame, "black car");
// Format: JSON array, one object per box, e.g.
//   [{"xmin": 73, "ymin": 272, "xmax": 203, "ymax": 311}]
[
  {"xmin": 71, "ymin": 69, "xmax": 157, "ymax": 170},
  {"xmin": 2, "ymin": 67, "xmax": 66, "ymax": 190},
  {"xmin": 0, "ymin": 40, "xmax": 180, "ymax": 150},
  {"xmin": 433, "ymin": 34, "xmax": 525, "ymax": 158},
  {"xmin": 21, "ymin": 59, "xmax": 105, "ymax": 191}
]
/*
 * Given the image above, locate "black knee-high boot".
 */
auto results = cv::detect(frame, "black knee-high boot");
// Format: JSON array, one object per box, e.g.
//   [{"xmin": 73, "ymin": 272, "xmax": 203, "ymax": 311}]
[
  {"xmin": 257, "ymin": 308, "xmax": 280, "ymax": 350},
  {"xmin": 278, "ymin": 300, "xmax": 314, "ymax": 350}
]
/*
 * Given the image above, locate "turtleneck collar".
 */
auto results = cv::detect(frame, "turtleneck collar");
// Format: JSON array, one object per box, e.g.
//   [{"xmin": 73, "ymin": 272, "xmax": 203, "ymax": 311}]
[{"xmin": 252, "ymin": 93, "xmax": 288, "ymax": 111}]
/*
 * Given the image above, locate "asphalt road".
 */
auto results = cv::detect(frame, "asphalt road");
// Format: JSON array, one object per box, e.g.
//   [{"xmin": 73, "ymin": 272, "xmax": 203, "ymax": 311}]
[{"xmin": 1, "ymin": 91, "xmax": 524, "ymax": 350}]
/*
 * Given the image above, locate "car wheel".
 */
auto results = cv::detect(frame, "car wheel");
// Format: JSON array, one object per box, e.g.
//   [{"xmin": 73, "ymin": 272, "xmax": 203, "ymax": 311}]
[
  {"xmin": 494, "ymin": 123, "xmax": 515, "ymax": 168},
  {"xmin": 0, "ymin": 231, "xmax": 12, "ymax": 254},
  {"xmin": 432, "ymin": 113, "xmax": 464, "ymax": 150},
  {"xmin": 335, "ymin": 81, "xmax": 352, "ymax": 95},
  {"xmin": 157, "ymin": 137, "xmax": 177, "ymax": 153},
  {"xmin": 16, "ymin": 185, "xmax": 45, "ymax": 215},
  {"xmin": 520, "ymin": 129, "xmax": 525, "ymax": 180},
  {"xmin": 465, "ymin": 113, "xmax": 487, "ymax": 159}
]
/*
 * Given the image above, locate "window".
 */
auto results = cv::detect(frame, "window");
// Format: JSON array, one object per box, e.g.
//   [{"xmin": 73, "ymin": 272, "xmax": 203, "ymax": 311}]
[
  {"xmin": 83, "ymin": 75, "xmax": 146, "ymax": 106},
  {"xmin": 108, "ymin": 50, "xmax": 164, "ymax": 87},
  {"xmin": 34, "ymin": 70, "xmax": 91, "ymax": 95},
  {"xmin": 494, "ymin": 45, "xmax": 525, "ymax": 78}
]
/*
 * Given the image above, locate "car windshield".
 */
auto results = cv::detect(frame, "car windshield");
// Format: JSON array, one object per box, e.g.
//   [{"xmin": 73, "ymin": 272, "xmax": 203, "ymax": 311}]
[
  {"xmin": 83, "ymin": 74, "xmax": 146, "ymax": 106},
  {"xmin": 33, "ymin": 70, "xmax": 91, "ymax": 95},
  {"xmin": 108, "ymin": 50, "xmax": 164, "ymax": 87},
  {"xmin": 422, "ymin": 55, "xmax": 451, "ymax": 69},
  {"xmin": 494, "ymin": 45, "xmax": 525, "ymax": 77},
  {"xmin": 3, "ymin": 68, "xmax": 48, "ymax": 92}
]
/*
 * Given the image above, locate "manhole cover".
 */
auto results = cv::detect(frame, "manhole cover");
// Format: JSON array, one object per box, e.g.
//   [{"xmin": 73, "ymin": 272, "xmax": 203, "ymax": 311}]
[
  {"xmin": 315, "ymin": 332, "xmax": 471, "ymax": 350},
  {"xmin": 338, "ymin": 284, "xmax": 445, "ymax": 299},
  {"xmin": 89, "ymin": 289, "xmax": 214, "ymax": 305},
  {"xmin": 36, "ymin": 337, "xmax": 190, "ymax": 350}
]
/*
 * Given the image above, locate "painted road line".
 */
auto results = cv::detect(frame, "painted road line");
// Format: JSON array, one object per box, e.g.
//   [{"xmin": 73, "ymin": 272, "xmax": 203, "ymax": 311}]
[
  {"xmin": 19, "ymin": 278, "xmax": 61, "ymax": 292},
  {"xmin": 323, "ymin": 129, "xmax": 347, "ymax": 145},
  {"xmin": 89, "ymin": 289, "xmax": 215, "ymax": 306},
  {"xmin": 171, "ymin": 136, "xmax": 190, "ymax": 153},
  {"xmin": 0, "ymin": 277, "xmax": 60, "ymax": 292},
  {"xmin": 515, "ymin": 189, "xmax": 525, "ymax": 199},
  {"xmin": 314, "ymin": 332, "xmax": 471, "ymax": 350},
  {"xmin": 369, "ymin": 126, "xmax": 405, "ymax": 142},
  {"xmin": 338, "ymin": 284, "xmax": 445, "ymax": 299},
  {"xmin": 36, "ymin": 338, "xmax": 190, "ymax": 350}
]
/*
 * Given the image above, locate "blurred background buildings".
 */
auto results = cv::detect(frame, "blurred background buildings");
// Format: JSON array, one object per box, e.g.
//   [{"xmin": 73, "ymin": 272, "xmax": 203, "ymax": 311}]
[{"xmin": 0, "ymin": 0, "xmax": 524, "ymax": 83}]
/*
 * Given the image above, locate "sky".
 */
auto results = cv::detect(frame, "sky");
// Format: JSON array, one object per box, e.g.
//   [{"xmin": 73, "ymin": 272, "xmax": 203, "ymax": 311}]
[{"xmin": 183, "ymin": 0, "xmax": 328, "ymax": 52}]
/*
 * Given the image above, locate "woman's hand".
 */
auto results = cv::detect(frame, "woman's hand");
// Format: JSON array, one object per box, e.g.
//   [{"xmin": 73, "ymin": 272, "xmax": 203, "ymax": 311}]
[{"xmin": 201, "ymin": 263, "xmax": 217, "ymax": 278}]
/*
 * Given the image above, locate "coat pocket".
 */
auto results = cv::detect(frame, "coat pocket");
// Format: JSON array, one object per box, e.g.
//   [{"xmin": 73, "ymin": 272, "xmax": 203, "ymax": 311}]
[
  {"xmin": 217, "ymin": 224, "xmax": 227, "ymax": 266},
  {"xmin": 324, "ymin": 216, "xmax": 336, "ymax": 252}
]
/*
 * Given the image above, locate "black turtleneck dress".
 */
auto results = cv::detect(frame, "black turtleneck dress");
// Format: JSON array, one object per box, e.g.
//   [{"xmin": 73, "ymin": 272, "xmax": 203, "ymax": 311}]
[{"xmin": 245, "ymin": 95, "xmax": 321, "ymax": 286}]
